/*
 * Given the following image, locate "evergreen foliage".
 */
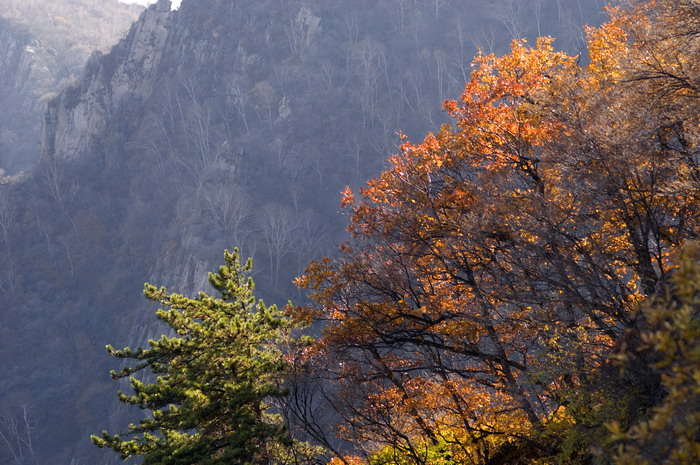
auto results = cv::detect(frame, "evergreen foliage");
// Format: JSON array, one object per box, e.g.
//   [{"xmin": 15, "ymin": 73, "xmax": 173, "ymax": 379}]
[{"xmin": 92, "ymin": 249, "xmax": 302, "ymax": 464}]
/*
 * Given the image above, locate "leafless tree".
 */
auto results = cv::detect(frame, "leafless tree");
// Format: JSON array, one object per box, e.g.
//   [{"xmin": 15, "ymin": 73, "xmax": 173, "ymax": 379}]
[
  {"xmin": 42, "ymin": 156, "xmax": 67, "ymax": 213},
  {"xmin": 289, "ymin": 184, "xmax": 303, "ymax": 214},
  {"xmin": 430, "ymin": 0, "xmax": 449, "ymax": 21},
  {"xmin": 284, "ymin": 14, "xmax": 303, "ymax": 57},
  {"xmin": 394, "ymin": 76, "xmax": 418, "ymax": 117},
  {"xmin": 404, "ymin": 69, "xmax": 431, "ymax": 125},
  {"xmin": 258, "ymin": 203, "xmax": 299, "ymax": 289},
  {"xmin": 146, "ymin": 84, "xmax": 185, "ymax": 193},
  {"xmin": 391, "ymin": 0, "xmax": 410, "ymax": 33},
  {"xmin": 278, "ymin": 354, "xmax": 346, "ymax": 465},
  {"xmin": 433, "ymin": 49, "xmax": 447, "ymax": 102},
  {"xmin": 180, "ymin": 76, "xmax": 216, "ymax": 184},
  {"xmin": 0, "ymin": 190, "xmax": 16, "ymax": 300},
  {"xmin": 346, "ymin": 137, "xmax": 363, "ymax": 184},
  {"xmin": 454, "ymin": 17, "xmax": 472, "ymax": 83},
  {"xmin": 351, "ymin": 38, "xmax": 387, "ymax": 128},
  {"xmin": 0, "ymin": 404, "xmax": 35, "ymax": 465},
  {"xmin": 226, "ymin": 79, "xmax": 251, "ymax": 134},
  {"xmin": 344, "ymin": 14, "xmax": 359, "ymax": 48},
  {"xmin": 370, "ymin": 106, "xmax": 399, "ymax": 157},
  {"xmin": 273, "ymin": 137, "xmax": 293, "ymax": 168},
  {"xmin": 308, "ymin": 146, "xmax": 325, "ymax": 188},
  {"xmin": 200, "ymin": 184, "xmax": 253, "ymax": 249},
  {"xmin": 41, "ymin": 155, "xmax": 77, "ymax": 236},
  {"xmin": 314, "ymin": 61, "xmax": 336, "ymax": 92},
  {"xmin": 31, "ymin": 197, "xmax": 57, "ymax": 270},
  {"xmin": 283, "ymin": 5, "xmax": 321, "ymax": 58},
  {"xmin": 490, "ymin": 0, "xmax": 527, "ymax": 40},
  {"xmin": 61, "ymin": 237, "xmax": 75, "ymax": 281},
  {"xmin": 294, "ymin": 211, "xmax": 329, "ymax": 275},
  {"xmin": 471, "ymin": 26, "xmax": 497, "ymax": 55},
  {"xmin": 534, "ymin": 0, "xmax": 543, "ymax": 36},
  {"xmin": 252, "ymin": 80, "xmax": 277, "ymax": 131}
]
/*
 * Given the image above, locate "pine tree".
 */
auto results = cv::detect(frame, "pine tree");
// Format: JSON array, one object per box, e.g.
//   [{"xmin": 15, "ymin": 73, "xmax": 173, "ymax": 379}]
[{"xmin": 92, "ymin": 249, "xmax": 301, "ymax": 464}]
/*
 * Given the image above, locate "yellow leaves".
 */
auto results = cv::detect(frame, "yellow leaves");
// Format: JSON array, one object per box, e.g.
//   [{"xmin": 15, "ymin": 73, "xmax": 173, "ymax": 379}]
[
  {"xmin": 432, "ymin": 318, "xmax": 482, "ymax": 342},
  {"xmin": 586, "ymin": 8, "xmax": 632, "ymax": 85},
  {"xmin": 328, "ymin": 456, "xmax": 367, "ymax": 465}
]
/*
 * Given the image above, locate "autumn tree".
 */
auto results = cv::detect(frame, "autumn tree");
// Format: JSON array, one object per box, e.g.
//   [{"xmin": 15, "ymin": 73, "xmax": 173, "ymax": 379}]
[
  {"xmin": 300, "ymin": 38, "xmax": 581, "ymax": 463},
  {"xmin": 298, "ymin": 1, "xmax": 700, "ymax": 463},
  {"xmin": 93, "ymin": 250, "xmax": 312, "ymax": 465}
]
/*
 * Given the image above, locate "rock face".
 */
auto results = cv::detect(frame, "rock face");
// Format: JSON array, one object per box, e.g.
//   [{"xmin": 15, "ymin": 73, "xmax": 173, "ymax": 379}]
[
  {"xmin": 42, "ymin": 1, "xmax": 173, "ymax": 161},
  {"xmin": 0, "ymin": 0, "xmax": 604, "ymax": 463},
  {"xmin": 0, "ymin": 0, "xmax": 143, "ymax": 173},
  {"xmin": 0, "ymin": 20, "xmax": 51, "ymax": 173}
]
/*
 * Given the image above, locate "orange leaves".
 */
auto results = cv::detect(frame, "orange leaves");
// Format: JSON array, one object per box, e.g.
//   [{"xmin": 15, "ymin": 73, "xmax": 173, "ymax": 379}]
[
  {"xmin": 300, "ymin": 38, "xmax": 585, "ymax": 452},
  {"xmin": 341, "ymin": 38, "xmax": 576, "ymax": 239},
  {"xmin": 443, "ymin": 38, "xmax": 576, "ymax": 171},
  {"xmin": 340, "ymin": 185, "xmax": 355, "ymax": 208},
  {"xmin": 296, "ymin": 4, "xmax": 700, "ymax": 463}
]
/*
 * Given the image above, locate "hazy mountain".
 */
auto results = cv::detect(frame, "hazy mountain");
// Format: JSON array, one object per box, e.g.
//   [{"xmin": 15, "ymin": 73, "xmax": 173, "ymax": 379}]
[
  {"xmin": 0, "ymin": 0, "xmax": 143, "ymax": 174},
  {"xmin": 0, "ymin": 0, "xmax": 605, "ymax": 462}
]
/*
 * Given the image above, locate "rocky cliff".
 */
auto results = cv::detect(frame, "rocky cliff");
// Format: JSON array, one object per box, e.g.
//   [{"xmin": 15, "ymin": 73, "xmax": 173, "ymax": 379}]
[
  {"xmin": 0, "ymin": 0, "xmax": 605, "ymax": 462},
  {"xmin": 0, "ymin": 0, "xmax": 142, "ymax": 174},
  {"xmin": 42, "ymin": 0, "xmax": 173, "ymax": 161},
  {"xmin": 0, "ymin": 20, "xmax": 53, "ymax": 174}
]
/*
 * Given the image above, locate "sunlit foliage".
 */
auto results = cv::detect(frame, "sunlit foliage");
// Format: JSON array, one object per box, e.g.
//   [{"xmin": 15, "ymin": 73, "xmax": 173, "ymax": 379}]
[{"xmin": 298, "ymin": 1, "xmax": 700, "ymax": 463}]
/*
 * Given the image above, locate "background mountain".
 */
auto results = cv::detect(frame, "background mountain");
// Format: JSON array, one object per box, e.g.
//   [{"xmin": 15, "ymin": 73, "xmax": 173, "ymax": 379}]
[
  {"xmin": 0, "ymin": 0, "xmax": 143, "ymax": 174},
  {"xmin": 0, "ymin": 0, "xmax": 605, "ymax": 463}
]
